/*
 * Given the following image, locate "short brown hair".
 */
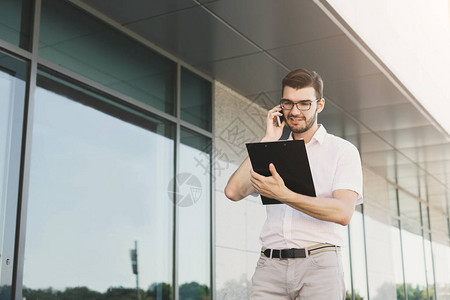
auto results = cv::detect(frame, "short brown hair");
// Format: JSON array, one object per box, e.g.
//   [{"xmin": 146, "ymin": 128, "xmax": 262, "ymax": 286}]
[{"xmin": 282, "ymin": 68, "xmax": 323, "ymax": 99}]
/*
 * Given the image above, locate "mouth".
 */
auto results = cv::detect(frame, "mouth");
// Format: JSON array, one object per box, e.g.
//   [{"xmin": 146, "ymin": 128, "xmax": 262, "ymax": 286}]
[{"xmin": 289, "ymin": 117, "xmax": 305, "ymax": 125}]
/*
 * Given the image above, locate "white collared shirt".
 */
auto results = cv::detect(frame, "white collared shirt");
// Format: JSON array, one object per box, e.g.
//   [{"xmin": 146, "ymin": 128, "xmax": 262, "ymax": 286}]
[{"xmin": 259, "ymin": 124, "xmax": 363, "ymax": 248}]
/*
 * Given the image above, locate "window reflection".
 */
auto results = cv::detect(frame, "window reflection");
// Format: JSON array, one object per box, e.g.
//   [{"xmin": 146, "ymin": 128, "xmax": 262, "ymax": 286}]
[
  {"xmin": 401, "ymin": 225, "xmax": 427, "ymax": 300},
  {"xmin": 423, "ymin": 234, "xmax": 435, "ymax": 299},
  {"xmin": 364, "ymin": 212, "xmax": 397, "ymax": 299},
  {"xmin": 23, "ymin": 74, "xmax": 175, "ymax": 299},
  {"xmin": 348, "ymin": 208, "xmax": 368, "ymax": 299},
  {"xmin": 341, "ymin": 226, "xmax": 352, "ymax": 299},
  {"xmin": 0, "ymin": 53, "xmax": 27, "ymax": 299},
  {"xmin": 39, "ymin": 0, "xmax": 177, "ymax": 115},
  {"xmin": 180, "ymin": 68, "xmax": 212, "ymax": 132},
  {"xmin": 0, "ymin": 0, "xmax": 32, "ymax": 49},
  {"xmin": 390, "ymin": 220, "xmax": 406, "ymax": 300},
  {"xmin": 178, "ymin": 128, "xmax": 211, "ymax": 300},
  {"xmin": 432, "ymin": 241, "xmax": 450, "ymax": 299}
]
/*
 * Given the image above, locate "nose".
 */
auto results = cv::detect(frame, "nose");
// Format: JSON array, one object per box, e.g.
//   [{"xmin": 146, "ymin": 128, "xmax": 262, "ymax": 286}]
[{"xmin": 289, "ymin": 104, "xmax": 302, "ymax": 116}]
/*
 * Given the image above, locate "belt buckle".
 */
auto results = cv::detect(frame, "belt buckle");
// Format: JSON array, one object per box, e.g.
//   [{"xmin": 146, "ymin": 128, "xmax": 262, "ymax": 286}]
[{"xmin": 299, "ymin": 248, "xmax": 306, "ymax": 258}]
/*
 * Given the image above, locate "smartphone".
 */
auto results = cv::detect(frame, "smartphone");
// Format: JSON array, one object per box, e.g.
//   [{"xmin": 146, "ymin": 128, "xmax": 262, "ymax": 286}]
[{"xmin": 276, "ymin": 110, "xmax": 285, "ymax": 127}]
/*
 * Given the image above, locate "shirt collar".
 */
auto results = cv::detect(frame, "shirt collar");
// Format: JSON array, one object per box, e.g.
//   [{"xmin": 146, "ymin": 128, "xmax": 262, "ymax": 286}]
[{"xmin": 288, "ymin": 124, "xmax": 326, "ymax": 145}]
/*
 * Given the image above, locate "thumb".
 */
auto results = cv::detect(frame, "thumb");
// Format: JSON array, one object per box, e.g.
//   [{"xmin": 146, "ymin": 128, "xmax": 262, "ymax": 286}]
[{"xmin": 269, "ymin": 163, "xmax": 279, "ymax": 177}]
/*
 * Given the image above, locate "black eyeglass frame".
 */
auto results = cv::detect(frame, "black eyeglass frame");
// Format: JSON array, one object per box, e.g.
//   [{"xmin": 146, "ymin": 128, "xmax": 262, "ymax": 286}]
[{"xmin": 279, "ymin": 98, "xmax": 322, "ymax": 111}]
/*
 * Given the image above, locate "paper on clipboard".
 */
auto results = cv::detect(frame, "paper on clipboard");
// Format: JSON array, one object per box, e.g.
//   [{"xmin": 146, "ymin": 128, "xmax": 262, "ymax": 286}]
[{"xmin": 245, "ymin": 139, "xmax": 316, "ymax": 205}]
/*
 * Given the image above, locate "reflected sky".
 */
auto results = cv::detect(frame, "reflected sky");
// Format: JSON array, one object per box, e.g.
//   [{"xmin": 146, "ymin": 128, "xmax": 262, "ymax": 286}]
[
  {"xmin": 401, "ymin": 229, "xmax": 427, "ymax": 288},
  {"xmin": 349, "ymin": 211, "xmax": 369, "ymax": 299},
  {"xmin": 24, "ymin": 86, "xmax": 180, "ymax": 292},
  {"xmin": 178, "ymin": 137, "xmax": 211, "ymax": 287},
  {"xmin": 1, "ymin": 67, "xmax": 26, "ymax": 291},
  {"xmin": 0, "ymin": 72, "xmax": 14, "ymax": 212}
]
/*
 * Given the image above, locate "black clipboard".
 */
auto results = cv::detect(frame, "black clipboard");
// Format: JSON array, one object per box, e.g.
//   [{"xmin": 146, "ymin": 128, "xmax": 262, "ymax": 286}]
[{"xmin": 246, "ymin": 139, "xmax": 316, "ymax": 205}]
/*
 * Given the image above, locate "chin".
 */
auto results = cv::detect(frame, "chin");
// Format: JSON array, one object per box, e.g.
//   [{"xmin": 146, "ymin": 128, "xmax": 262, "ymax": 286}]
[{"xmin": 288, "ymin": 125, "xmax": 307, "ymax": 134}]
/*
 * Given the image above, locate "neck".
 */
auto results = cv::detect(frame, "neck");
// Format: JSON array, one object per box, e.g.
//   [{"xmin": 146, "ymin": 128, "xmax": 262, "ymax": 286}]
[{"xmin": 292, "ymin": 123, "xmax": 320, "ymax": 143}]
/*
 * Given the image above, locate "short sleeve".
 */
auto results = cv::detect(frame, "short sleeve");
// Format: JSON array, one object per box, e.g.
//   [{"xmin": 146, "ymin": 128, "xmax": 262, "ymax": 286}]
[{"xmin": 332, "ymin": 143, "xmax": 363, "ymax": 205}]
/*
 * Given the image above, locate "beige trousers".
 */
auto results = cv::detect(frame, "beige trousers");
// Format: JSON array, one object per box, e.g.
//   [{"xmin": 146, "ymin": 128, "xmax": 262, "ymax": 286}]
[{"xmin": 250, "ymin": 249, "xmax": 345, "ymax": 300}]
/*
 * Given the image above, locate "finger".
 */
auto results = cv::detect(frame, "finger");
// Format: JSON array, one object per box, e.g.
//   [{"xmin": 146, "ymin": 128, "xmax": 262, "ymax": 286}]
[
  {"xmin": 269, "ymin": 163, "xmax": 280, "ymax": 178},
  {"xmin": 251, "ymin": 170, "xmax": 265, "ymax": 180},
  {"xmin": 250, "ymin": 173, "xmax": 260, "ymax": 186},
  {"xmin": 269, "ymin": 107, "xmax": 279, "ymax": 113},
  {"xmin": 250, "ymin": 179, "xmax": 259, "ymax": 191},
  {"xmin": 269, "ymin": 106, "xmax": 282, "ymax": 115}
]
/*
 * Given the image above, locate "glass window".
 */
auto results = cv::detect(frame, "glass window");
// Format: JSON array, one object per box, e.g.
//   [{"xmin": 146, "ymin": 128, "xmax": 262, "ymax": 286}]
[
  {"xmin": 388, "ymin": 185, "xmax": 399, "ymax": 218},
  {"xmin": 180, "ymin": 68, "xmax": 212, "ymax": 131},
  {"xmin": 421, "ymin": 203, "xmax": 430, "ymax": 232},
  {"xmin": 178, "ymin": 127, "xmax": 211, "ymax": 299},
  {"xmin": 396, "ymin": 163, "xmax": 420, "ymax": 199},
  {"xmin": 401, "ymin": 222, "xmax": 427, "ymax": 300},
  {"xmin": 22, "ymin": 71, "xmax": 175, "ymax": 300},
  {"xmin": 39, "ymin": 0, "xmax": 176, "ymax": 115},
  {"xmin": 423, "ymin": 233, "xmax": 435, "ymax": 299},
  {"xmin": 342, "ymin": 227, "xmax": 352, "ymax": 300},
  {"xmin": 432, "ymin": 241, "xmax": 450, "ymax": 299},
  {"xmin": 0, "ymin": 0, "xmax": 32, "ymax": 49},
  {"xmin": 390, "ymin": 219, "xmax": 406, "ymax": 300},
  {"xmin": 0, "ymin": 52, "xmax": 27, "ymax": 300},
  {"xmin": 398, "ymin": 191, "xmax": 421, "ymax": 228},
  {"xmin": 364, "ymin": 208, "xmax": 397, "ymax": 300},
  {"xmin": 348, "ymin": 207, "xmax": 369, "ymax": 299},
  {"xmin": 428, "ymin": 207, "xmax": 448, "ymax": 244}
]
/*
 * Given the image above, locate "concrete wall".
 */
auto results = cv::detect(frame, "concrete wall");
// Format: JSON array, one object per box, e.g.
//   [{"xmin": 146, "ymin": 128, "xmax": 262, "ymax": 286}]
[{"xmin": 213, "ymin": 82, "xmax": 268, "ymax": 299}]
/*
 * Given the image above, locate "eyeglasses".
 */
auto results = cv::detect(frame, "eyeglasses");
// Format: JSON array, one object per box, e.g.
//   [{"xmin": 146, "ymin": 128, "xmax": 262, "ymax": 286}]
[{"xmin": 280, "ymin": 98, "xmax": 321, "ymax": 111}]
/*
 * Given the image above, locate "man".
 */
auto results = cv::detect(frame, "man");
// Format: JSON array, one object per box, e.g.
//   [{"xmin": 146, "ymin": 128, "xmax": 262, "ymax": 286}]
[{"xmin": 224, "ymin": 68, "xmax": 363, "ymax": 300}]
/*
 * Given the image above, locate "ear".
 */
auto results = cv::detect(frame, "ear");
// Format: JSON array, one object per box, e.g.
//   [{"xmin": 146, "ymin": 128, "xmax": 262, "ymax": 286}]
[{"xmin": 317, "ymin": 98, "xmax": 325, "ymax": 113}]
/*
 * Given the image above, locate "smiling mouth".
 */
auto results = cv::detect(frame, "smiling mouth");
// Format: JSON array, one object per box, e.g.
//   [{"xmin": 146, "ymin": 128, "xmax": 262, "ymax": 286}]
[{"xmin": 289, "ymin": 117, "xmax": 305, "ymax": 124}]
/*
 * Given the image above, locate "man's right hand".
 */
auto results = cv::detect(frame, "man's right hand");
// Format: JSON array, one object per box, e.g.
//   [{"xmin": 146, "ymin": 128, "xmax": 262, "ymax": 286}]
[
  {"xmin": 224, "ymin": 105, "xmax": 286, "ymax": 201},
  {"xmin": 262, "ymin": 105, "xmax": 285, "ymax": 142}
]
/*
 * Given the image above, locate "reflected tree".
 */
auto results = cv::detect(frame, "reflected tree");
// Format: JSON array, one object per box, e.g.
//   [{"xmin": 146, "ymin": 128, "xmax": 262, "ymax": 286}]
[
  {"xmin": 345, "ymin": 291, "xmax": 363, "ymax": 300},
  {"xmin": 21, "ymin": 282, "xmax": 212, "ymax": 300},
  {"xmin": 23, "ymin": 287, "xmax": 59, "ymax": 300},
  {"xmin": 147, "ymin": 282, "xmax": 172, "ymax": 300},
  {"xmin": 60, "ymin": 287, "xmax": 102, "ymax": 300},
  {"xmin": 103, "ymin": 287, "xmax": 143, "ymax": 300},
  {"xmin": 216, "ymin": 275, "xmax": 251, "ymax": 300},
  {"xmin": 396, "ymin": 283, "xmax": 432, "ymax": 300},
  {"xmin": 179, "ymin": 282, "xmax": 209, "ymax": 300},
  {"xmin": 0, "ymin": 286, "xmax": 12, "ymax": 300}
]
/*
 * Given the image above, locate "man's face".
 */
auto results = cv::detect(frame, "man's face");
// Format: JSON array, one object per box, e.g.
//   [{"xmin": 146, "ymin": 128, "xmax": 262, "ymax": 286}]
[{"xmin": 281, "ymin": 86, "xmax": 323, "ymax": 134}]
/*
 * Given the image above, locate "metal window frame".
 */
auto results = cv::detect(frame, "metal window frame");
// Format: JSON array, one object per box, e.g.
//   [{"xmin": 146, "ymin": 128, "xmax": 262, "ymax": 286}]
[
  {"xmin": 360, "ymin": 205, "xmax": 371, "ymax": 300},
  {"xmin": 210, "ymin": 81, "xmax": 216, "ymax": 300},
  {"xmin": 174, "ymin": 63, "xmax": 181, "ymax": 300},
  {"xmin": 346, "ymin": 225, "xmax": 355, "ymax": 300},
  {"xmin": 424, "ymin": 181, "xmax": 438, "ymax": 300},
  {"xmin": 0, "ymin": 40, "xmax": 32, "ymax": 61},
  {"xmin": 5, "ymin": 0, "xmax": 216, "ymax": 299}
]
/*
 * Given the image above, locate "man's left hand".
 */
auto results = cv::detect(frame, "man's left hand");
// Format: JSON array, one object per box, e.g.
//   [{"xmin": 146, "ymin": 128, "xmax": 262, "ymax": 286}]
[{"xmin": 250, "ymin": 163, "xmax": 289, "ymax": 201}]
